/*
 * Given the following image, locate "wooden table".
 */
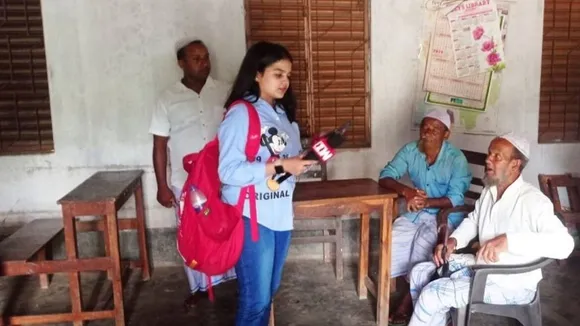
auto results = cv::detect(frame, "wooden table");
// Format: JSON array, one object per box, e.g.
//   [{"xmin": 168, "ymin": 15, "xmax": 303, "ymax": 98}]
[
  {"xmin": 293, "ymin": 178, "xmax": 398, "ymax": 326},
  {"xmin": 57, "ymin": 170, "xmax": 151, "ymax": 326}
]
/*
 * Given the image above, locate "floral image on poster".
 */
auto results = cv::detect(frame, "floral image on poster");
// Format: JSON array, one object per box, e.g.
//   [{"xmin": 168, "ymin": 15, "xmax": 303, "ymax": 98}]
[
  {"xmin": 472, "ymin": 25, "xmax": 505, "ymax": 72},
  {"xmin": 447, "ymin": 0, "xmax": 506, "ymax": 77}
]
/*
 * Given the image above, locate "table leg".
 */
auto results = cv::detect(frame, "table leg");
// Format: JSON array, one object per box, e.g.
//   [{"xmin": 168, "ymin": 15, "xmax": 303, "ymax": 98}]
[
  {"xmin": 62, "ymin": 206, "xmax": 84, "ymax": 326},
  {"xmin": 106, "ymin": 209, "xmax": 126, "ymax": 325},
  {"xmin": 102, "ymin": 215, "xmax": 112, "ymax": 280},
  {"xmin": 36, "ymin": 247, "xmax": 49, "ymax": 289},
  {"xmin": 390, "ymin": 200, "xmax": 398, "ymax": 293},
  {"xmin": 135, "ymin": 180, "xmax": 151, "ymax": 281},
  {"xmin": 358, "ymin": 212, "xmax": 370, "ymax": 299},
  {"xmin": 336, "ymin": 217, "xmax": 344, "ymax": 281},
  {"xmin": 376, "ymin": 199, "xmax": 394, "ymax": 326}
]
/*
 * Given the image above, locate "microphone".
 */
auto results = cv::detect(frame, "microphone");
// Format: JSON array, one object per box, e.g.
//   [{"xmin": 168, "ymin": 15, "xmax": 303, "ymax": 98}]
[
  {"xmin": 302, "ymin": 120, "xmax": 351, "ymax": 162},
  {"xmin": 274, "ymin": 121, "xmax": 351, "ymax": 185}
]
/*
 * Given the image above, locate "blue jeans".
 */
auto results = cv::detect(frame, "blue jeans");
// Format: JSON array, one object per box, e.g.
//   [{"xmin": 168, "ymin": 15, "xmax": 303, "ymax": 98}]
[{"xmin": 235, "ymin": 217, "xmax": 292, "ymax": 326}]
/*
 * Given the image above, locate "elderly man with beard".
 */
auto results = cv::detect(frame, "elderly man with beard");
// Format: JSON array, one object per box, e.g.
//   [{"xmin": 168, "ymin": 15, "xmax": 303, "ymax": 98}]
[
  {"xmin": 378, "ymin": 110, "xmax": 472, "ymax": 324},
  {"xmin": 405, "ymin": 133, "xmax": 575, "ymax": 326}
]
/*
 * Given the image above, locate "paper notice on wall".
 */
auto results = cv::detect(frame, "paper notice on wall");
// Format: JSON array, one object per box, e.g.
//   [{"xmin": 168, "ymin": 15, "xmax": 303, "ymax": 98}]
[
  {"xmin": 447, "ymin": 0, "xmax": 505, "ymax": 77},
  {"xmin": 422, "ymin": 10, "xmax": 491, "ymax": 101},
  {"xmin": 423, "ymin": 3, "xmax": 509, "ymax": 111},
  {"xmin": 424, "ymin": 73, "xmax": 492, "ymax": 111}
]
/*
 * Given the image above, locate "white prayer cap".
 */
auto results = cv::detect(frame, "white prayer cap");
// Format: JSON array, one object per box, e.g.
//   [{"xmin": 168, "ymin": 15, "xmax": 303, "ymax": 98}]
[
  {"xmin": 175, "ymin": 37, "xmax": 203, "ymax": 54},
  {"xmin": 499, "ymin": 132, "xmax": 530, "ymax": 159},
  {"xmin": 423, "ymin": 109, "xmax": 451, "ymax": 130}
]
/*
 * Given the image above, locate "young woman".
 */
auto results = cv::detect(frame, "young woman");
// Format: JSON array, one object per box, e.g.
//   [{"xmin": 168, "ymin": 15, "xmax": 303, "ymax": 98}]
[{"xmin": 218, "ymin": 41, "xmax": 316, "ymax": 325}]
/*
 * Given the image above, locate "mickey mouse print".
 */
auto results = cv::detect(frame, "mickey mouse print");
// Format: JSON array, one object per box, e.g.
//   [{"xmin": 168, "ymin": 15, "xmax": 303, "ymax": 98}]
[
  {"xmin": 260, "ymin": 125, "xmax": 292, "ymax": 192},
  {"xmin": 260, "ymin": 126, "xmax": 290, "ymax": 161}
]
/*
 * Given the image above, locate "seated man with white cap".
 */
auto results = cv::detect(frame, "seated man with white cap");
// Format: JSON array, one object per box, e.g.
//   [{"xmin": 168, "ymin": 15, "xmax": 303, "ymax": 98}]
[
  {"xmin": 378, "ymin": 110, "xmax": 472, "ymax": 324},
  {"xmin": 406, "ymin": 133, "xmax": 575, "ymax": 326}
]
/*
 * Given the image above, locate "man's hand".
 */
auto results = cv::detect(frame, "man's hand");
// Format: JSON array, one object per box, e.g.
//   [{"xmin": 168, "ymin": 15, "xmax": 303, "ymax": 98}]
[
  {"xmin": 433, "ymin": 238, "xmax": 457, "ymax": 267},
  {"xmin": 157, "ymin": 186, "xmax": 176, "ymax": 208},
  {"xmin": 476, "ymin": 234, "xmax": 508, "ymax": 263},
  {"xmin": 404, "ymin": 188, "xmax": 427, "ymax": 212}
]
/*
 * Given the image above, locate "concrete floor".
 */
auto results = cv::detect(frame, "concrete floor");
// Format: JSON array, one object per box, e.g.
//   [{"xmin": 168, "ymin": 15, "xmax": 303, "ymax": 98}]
[{"xmin": 1, "ymin": 258, "xmax": 579, "ymax": 326}]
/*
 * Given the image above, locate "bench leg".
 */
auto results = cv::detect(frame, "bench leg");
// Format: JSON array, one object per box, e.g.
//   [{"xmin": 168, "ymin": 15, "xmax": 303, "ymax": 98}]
[
  {"xmin": 135, "ymin": 181, "xmax": 151, "ymax": 281},
  {"xmin": 36, "ymin": 246, "xmax": 52, "ymax": 289},
  {"xmin": 335, "ymin": 218, "xmax": 344, "ymax": 281},
  {"xmin": 323, "ymin": 230, "xmax": 331, "ymax": 263}
]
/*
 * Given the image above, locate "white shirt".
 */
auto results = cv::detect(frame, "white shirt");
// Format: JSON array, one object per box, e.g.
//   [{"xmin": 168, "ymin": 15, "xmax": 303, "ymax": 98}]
[
  {"xmin": 451, "ymin": 175, "xmax": 574, "ymax": 290},
  {"xmin": 149, "ymin": 77, "xmax": 230, "ymax": 188}
]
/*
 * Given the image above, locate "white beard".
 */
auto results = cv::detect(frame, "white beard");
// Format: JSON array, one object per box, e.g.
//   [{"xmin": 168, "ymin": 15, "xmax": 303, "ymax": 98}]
[{"xmin": 482, "ymin": 175, "xmax": 498, "ymax": 187}]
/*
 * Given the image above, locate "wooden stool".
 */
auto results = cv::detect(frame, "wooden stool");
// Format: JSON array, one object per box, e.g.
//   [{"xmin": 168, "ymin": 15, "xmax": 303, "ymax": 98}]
[{"xmin": 57, "ymin": 170, "xmax": 151, "ymax": 325}]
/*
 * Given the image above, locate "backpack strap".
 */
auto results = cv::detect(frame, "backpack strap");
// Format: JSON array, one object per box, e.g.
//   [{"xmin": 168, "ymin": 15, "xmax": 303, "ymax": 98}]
[{"xmin": 230, "ymin": 100, "xmax": 261, "ymax": 242}]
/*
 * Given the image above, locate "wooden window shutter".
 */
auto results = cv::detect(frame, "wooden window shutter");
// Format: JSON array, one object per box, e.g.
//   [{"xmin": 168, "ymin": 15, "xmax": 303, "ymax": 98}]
[
  {"xmin": 245, "ymin": 0, "xmax": 371, "ymax": 148},
  {"xmin": 244, "ymin": 0, "xmax": 311, "ymax": 136},
  {"xmin": 0, "ymin": 0, "xmax": 54, "ymax": 155},
  {"xmin": 539, "ymin": 0, "xmax": 580, "ymax": 143}
]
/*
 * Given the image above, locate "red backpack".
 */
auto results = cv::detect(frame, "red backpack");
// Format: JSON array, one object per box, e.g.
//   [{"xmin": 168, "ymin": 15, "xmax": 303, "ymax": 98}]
[{"xmin": 176, "ymin": 100, "xmax": 261, "ymax": 300}]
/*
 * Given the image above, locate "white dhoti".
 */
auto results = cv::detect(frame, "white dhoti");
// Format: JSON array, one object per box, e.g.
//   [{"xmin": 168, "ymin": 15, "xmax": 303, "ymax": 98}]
[
  {"xmin": 172, "ymin": 186, "xmax": 237, "ymax": 294},
  {"xmin": 408, "ymin": 255, "xmax": 536, "ymax": 326},
  {"xmin": 391, "ymin": 211, "xmax": 441, "ymax": 278}
]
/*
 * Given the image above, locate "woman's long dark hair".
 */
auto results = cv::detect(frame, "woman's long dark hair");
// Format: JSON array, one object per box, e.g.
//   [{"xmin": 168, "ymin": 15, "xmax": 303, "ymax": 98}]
[{"xmin": 224, "ymin": 41, "xmax": 296, "ymax": 123}]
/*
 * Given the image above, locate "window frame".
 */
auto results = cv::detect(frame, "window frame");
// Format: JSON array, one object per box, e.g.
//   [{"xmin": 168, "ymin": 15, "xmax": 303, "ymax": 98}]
[
  {"xmin": 244, "ymin": 0, "xmax": 372, "ymax": 148},
  {"xmin": 538, "ymin": 0, "xmax": 580, "ymax": 144},
  {"xmin": 0, "ymin": 0, "xmax": 54, "ymax": 155}
]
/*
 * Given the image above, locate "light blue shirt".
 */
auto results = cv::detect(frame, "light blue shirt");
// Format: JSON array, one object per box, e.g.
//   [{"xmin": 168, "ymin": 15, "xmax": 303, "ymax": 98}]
[
  {"xmin": 218, "ymin": 97, "xmax": 302, "ymax": 231},
  {"xmin": 379, "ymin": 141, "xmax": 472, "ymax": 227}
]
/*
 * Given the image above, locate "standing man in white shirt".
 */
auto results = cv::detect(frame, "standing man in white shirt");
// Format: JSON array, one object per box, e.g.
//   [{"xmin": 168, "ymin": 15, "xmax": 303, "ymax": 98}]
[
  {"xmin": 406, "ymin": 133, "xmax": 574, "ymax": 326},
  {"xmin": 149, "ymin": 39, "xmax": 236, "ymax": 310}
]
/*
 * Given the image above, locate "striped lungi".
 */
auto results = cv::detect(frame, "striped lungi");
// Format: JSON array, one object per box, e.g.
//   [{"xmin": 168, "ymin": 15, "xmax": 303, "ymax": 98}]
[
  {"xmin": 408, "ymin": 255, "xmax": 536, "ymax": 326},
  {"xmin": 390, "ymin": 211, "xmax": 442, "ymax": 278}
]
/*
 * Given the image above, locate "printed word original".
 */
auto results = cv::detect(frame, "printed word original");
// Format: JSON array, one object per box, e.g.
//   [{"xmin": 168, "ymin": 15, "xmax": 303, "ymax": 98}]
[{"xmin": 256, "ymin": 190, "xmax": 290, "ymax": 200}]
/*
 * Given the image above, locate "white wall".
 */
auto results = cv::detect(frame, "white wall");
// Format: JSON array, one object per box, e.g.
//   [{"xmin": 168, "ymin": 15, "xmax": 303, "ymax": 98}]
[
  {"xmin": 0, "ymin": 0, "xmax": 246, "ymax": 227},
  {"xmin": 330, "ymin": 0, "xmax": 580, "ymax": 182},
  {"xmin": 0, "ymin": 0, "xmax": 578, "ymax": 228}
]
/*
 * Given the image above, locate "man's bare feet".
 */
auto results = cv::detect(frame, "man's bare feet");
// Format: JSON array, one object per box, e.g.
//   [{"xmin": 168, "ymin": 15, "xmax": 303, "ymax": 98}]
[
  {"xmin": 183, "ymin": 291, "xmax": 209, "ymax": 312},
  {"xmin": 388, "ymin": 293, "xmax": 413, "ymax": 325}
]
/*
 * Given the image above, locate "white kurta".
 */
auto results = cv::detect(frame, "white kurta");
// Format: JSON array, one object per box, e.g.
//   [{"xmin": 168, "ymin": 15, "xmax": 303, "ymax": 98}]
[
  {"xmin": 149, "ymin": 77, "xmax": 229, "ymax": 189},
  {"xmin": 149, "ymin": 77, "xmax": 235, "ymax": 294},
  {"xmin": 451, "ymin": 175, "xmax": 574, "ymax": 290},
  {"xmin": 407, "ymin": 175, "xmax": 574, "ymax": 326}
]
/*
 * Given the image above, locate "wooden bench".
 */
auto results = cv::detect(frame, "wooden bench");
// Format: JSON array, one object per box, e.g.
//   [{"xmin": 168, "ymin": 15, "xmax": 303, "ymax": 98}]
[
  {"xmin": 0, "ymin": 218, "xmax": 64, "ymax": 289},
  {"xmin": 0, "ymin": 216, "xmax": 115, "ymax": 325},
  {"xmin": 460, "ymin": 149, "xmax": 488, "ymax": 203},
  {"xmin": 0, "ymin": 170, "xmax": 151, "ymax": 326}
]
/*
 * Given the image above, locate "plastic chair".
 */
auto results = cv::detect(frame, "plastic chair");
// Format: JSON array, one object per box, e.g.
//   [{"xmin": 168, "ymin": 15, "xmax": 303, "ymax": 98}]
[
  {"xmin": 442, "ymin": 211, "xmax": 567, "ymax": 326},
  {"xmin": 451, "ymin": 258, "xmax": 553, "ymax": 326}
]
